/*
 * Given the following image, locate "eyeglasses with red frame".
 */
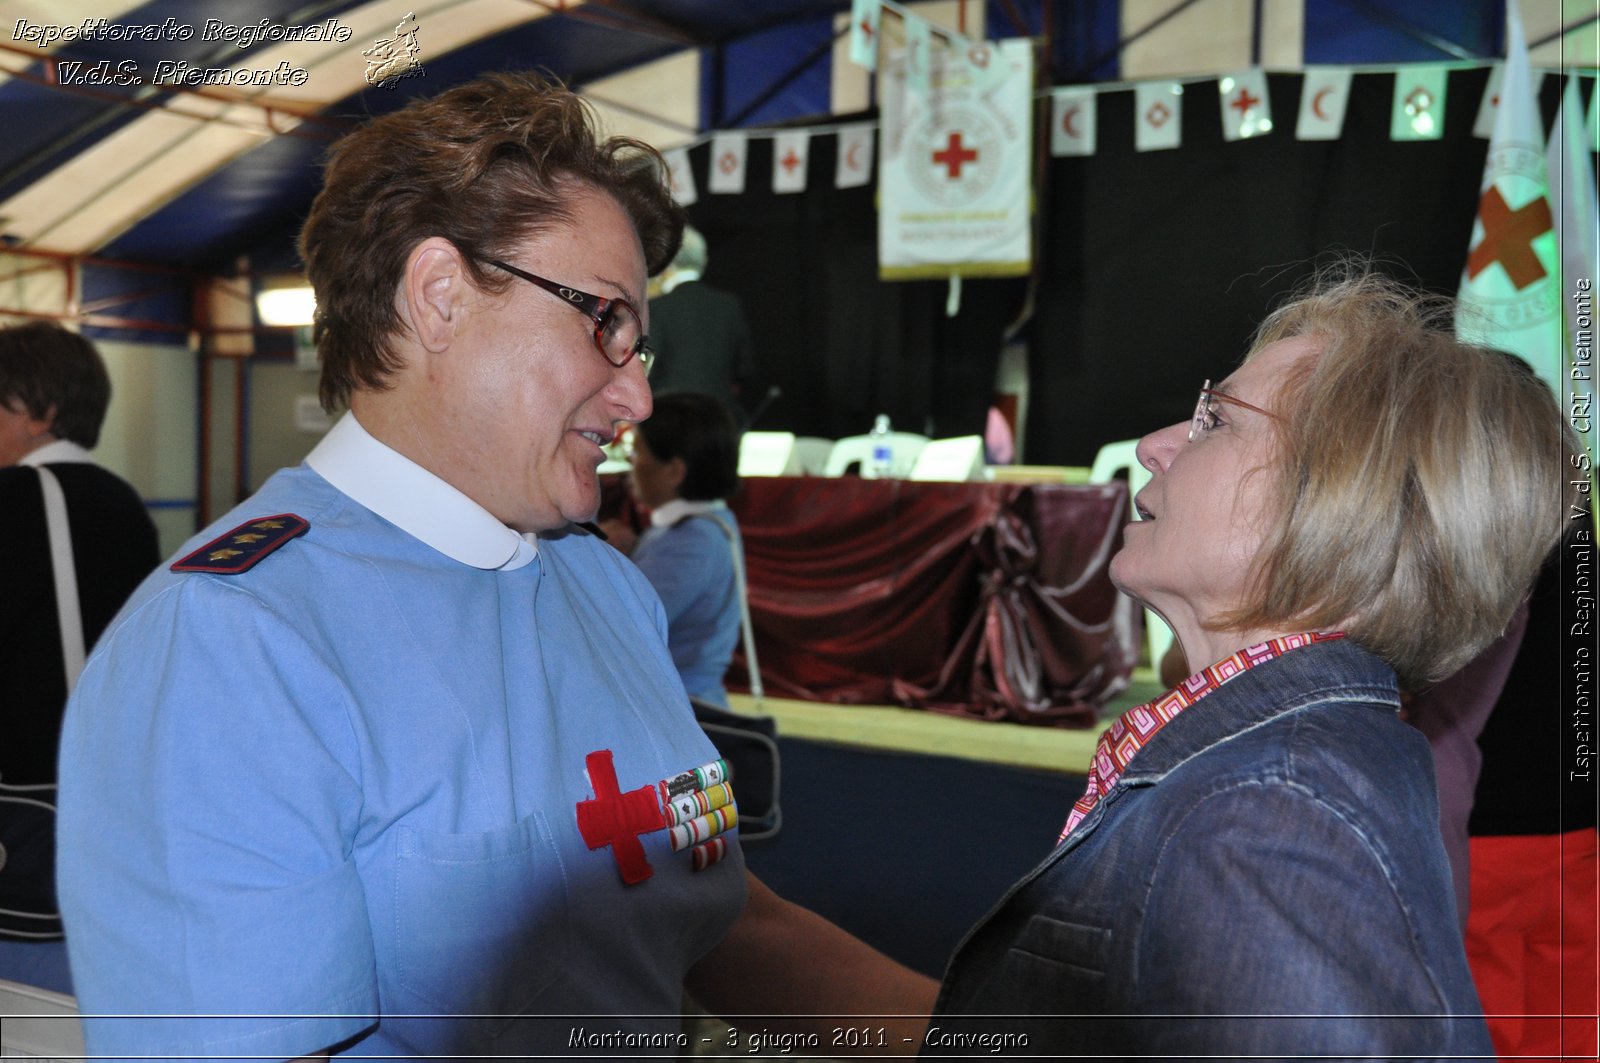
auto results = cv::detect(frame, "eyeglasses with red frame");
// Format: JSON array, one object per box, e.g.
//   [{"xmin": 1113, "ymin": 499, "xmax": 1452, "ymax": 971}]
[
  {"xmin": 1190, "ymin": 379, "xmax": 1280, "ymax": 442},
  {"xmin": 485, "ymin": 259, "xmax": 655, "ymax": 375}
]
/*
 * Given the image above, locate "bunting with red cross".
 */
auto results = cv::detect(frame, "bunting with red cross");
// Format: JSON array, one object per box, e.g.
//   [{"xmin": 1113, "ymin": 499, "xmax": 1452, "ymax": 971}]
[
  {"xmin": 1218, "ymin": 69, "xmax": 1271, "ymax": 141},
  {"xmin": 772, "ymin": 131, "xmax": 810, "ymax": 194},
  {"xmin": 1455, "ymin": 0, "xmax": 1562, "ymax": 392},
  {"xmin": 849, "ymin": 0, "xmax": 879, "ymax": 72},
  {"xmin": 878, "ymin": 37, "xmax": 1033, "ymax": 280}
]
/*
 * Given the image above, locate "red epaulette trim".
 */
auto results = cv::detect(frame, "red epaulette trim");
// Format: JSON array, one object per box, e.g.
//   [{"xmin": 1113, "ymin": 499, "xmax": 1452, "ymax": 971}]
[{"xmin": 170, "ymin": 514, "xmax": 310, "ymax": 574}]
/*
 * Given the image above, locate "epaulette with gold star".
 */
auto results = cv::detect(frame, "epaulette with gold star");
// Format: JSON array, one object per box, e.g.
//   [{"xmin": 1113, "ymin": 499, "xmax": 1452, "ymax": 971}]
[{"xmin": 170, "ymin": 514, "xmax": 310, "ymax": 574}]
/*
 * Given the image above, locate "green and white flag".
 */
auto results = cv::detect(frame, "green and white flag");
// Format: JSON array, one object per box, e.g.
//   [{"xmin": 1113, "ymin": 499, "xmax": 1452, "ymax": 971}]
[
  {"xmin": 1456, "ymin": 0, "xmax": 1562, "ymax": 392},
  {"xmin": 1548, "ymin": 74, "xmax": 1599, "ymax": 462},
  {"xmin": 849, "ymin": 0, "xmax": 880, "ymax": 72}
]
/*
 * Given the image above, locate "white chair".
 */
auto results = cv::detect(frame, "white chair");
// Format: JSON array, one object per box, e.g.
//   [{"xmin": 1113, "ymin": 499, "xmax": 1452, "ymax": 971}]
[
  {"xmin": 1088, "ymin": 438, "xmax": 1174, "ymax": 672},
  {"xmin": 823, "ymin": 433, "xmax": 927, "ymax": 478},
  {"xmin": 792, "ymin": 436, "xmax": 834, "ymax": 476},
  {"xmin": 908, "ymin": 435, "xmax": 986, "ymax": 481},
  {"xmin": 738, "ymin": 431, "xmax": 802, "ymax": 477},
  {"xmin": 0, "ymin": 978, "xmax": 84, "ymax": 1061}
]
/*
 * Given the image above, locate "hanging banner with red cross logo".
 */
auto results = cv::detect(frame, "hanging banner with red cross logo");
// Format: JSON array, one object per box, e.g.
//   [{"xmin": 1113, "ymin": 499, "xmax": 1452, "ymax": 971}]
[
  {"xmin": 772, "ymin": 131, "xmax": 810, "ymax": 194},
  {"xmin": 1218, "ymin": 69, "xmax": 1272, "ymax": 141},
  {"xmin": 1456, "ymin": 0, "xmax": 1561, "ymax": 392},
  {"xmin": 878, "ymin": 37, "xmax": 1033, "ymax": 280}
]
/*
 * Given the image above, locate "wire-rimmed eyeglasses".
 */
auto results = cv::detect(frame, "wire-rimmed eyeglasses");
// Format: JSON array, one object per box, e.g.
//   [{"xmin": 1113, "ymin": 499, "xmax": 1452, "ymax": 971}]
[{"xmin": 1190, "ymin": 380, "xmax": 1280, "ymax": 442}]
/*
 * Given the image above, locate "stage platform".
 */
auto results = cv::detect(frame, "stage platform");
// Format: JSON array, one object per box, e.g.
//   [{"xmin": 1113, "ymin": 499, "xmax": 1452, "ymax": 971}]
[{"xmin": 724, "ymin": 668, "xmax": 1163, "ymax": 775}]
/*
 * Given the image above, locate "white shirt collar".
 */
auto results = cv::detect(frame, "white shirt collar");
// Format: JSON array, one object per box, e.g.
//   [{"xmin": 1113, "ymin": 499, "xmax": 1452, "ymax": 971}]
[
  {"xmin": 306, "ymin": 412, "xmax": 538, "ymax": 571},
  {"xmin": 659, "ymin": 270, "xmax": 700, "ymax": 295},
  {"xmin": 19, "ymin": 439, "xmax": 96, "ymax": 466},
  {"xmin": 649, "ymin": 497, "xmax": 727, "ymax": 529}
]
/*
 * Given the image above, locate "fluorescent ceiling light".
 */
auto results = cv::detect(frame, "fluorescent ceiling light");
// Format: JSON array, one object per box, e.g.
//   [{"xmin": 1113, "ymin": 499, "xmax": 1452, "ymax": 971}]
[{"xmin": 255, "ymin": 285, "xmax": 316, "ymax": 326}]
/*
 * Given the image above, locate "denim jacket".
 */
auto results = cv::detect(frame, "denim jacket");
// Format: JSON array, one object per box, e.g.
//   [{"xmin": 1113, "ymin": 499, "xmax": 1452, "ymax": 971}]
[{"xmin": 925, "ymin": 639, "xmax": 1492, "ymax": 1061}]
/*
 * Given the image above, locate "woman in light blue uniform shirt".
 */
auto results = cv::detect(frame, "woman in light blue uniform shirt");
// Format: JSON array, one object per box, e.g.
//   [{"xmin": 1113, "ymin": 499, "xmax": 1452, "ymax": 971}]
[
  {"xmin": 623, "ymin": 392, "xmax": 744, "ymax": 708},
  {"xmin": 55, "ymin": 72, "xmax": 933, "ymax": 1063}
]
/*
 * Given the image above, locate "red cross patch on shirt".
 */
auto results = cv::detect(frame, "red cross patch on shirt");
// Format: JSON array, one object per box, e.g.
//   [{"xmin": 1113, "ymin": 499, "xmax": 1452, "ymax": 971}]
[{"xmin": 575, "ymin": 750, "xmax": 737, "ymax": 885}]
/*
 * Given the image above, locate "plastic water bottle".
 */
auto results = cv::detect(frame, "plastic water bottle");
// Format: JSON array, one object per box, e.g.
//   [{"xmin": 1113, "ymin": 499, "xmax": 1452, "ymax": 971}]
[{"xmin": 866, "ymin": 414, "xmax": 893, "ymax": 479}]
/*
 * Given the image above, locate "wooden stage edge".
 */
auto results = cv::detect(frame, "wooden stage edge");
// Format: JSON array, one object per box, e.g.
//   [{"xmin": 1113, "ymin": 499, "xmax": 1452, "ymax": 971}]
[{"xmin": 724, "ymin": 669, "xmax": 1166, "ymax": 777}]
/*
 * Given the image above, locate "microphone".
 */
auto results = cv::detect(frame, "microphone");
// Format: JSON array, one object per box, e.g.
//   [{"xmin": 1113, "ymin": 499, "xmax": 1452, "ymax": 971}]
[{"xmin": 744, "ymin": 385, "xmax": 782, "ymax": 430}]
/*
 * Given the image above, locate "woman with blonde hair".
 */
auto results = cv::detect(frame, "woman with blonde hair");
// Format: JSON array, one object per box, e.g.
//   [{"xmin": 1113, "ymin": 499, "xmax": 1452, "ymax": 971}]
[{"xmin": 925, "ymin": 268, "xmax": 1570, "ymax": 1058}]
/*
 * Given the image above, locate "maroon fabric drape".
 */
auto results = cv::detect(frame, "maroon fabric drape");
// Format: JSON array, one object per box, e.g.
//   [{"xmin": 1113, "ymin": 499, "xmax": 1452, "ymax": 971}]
[{"xmin": 719, "ymin": 477, "xmax": 1138, "ymax": 726}]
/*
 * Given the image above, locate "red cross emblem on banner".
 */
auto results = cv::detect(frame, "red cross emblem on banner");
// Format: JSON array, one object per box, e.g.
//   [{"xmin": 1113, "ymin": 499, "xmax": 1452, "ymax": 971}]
[
  {"xmin": 859, "ymin": 16, "xmax": 874, "ymax": 40},
  {"xmin": 717, "ymin": 152, "xmax": 738, "ymax": 174},
  {"xmin": 933, "ymin": 132, "xmax": 978, "ymax": 178},
  {"xmin": 1230, "ymin": 86, "xmax": 1260, "ymax": 115},
  {"xmin": 575, "ymin": 749, "xmax": 666, "ymax": 885},
  {"xmin": 1467, "ymin": 185, "xmax": 1553, "ymax": 290},
  {"xmin": 1145, "ymin": 101, "xmax": 1171, "ymax": 128},
  {"xmin": 781, "ymin": 149, "xmax": 802, "ymax": 173}
]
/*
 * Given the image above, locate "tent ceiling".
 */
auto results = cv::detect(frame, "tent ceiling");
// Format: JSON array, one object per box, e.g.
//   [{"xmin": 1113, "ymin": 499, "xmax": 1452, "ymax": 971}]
[
  {"xmin": 0, "ymin": 0, "xmax": 858, "ymax": 270},
  {"xmin": 0, "ymin": 0, "xmax": 1593, "ymax": 278}
]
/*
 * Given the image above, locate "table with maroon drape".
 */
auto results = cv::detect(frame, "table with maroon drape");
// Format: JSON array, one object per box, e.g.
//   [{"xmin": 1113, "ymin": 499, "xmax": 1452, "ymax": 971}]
[{"xmin": 710, "ymin": 477, "xmax": 1138, "ymax": 727}]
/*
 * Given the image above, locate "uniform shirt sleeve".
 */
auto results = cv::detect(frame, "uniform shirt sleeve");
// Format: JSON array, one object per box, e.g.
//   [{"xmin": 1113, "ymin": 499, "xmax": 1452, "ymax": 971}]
[
  {"xmin": 631, "ymin": 519, "xmax": 730, "ymax": 630},
  {"xmin": 1129, "ymin": 781, "xmax": 1490, "ymax": 1056},
  {"xmin": 57, "ymin": 576, "xmax": 379, "ymax": 1061}
]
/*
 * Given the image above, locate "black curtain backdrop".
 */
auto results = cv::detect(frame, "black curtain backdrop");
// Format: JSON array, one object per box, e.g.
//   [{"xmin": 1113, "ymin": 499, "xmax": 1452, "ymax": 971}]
[
  {"xmin": 680, "ymin": 130, "xmax": 1025, "ymax": 443},
  {"xmin": 679, "ymin": 67, "xmax": 1594, "ymax": 464}
]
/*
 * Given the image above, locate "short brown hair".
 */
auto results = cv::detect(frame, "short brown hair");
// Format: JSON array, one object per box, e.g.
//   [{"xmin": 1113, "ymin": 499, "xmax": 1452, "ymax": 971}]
[
  {"xmin": 299, "ymin": 71, "xmax": 684, "ymax": 410},
  {"xmin": 1217, "ymin": 270, "xmax": 1572, "ymax": 688},
  {"xmin": 0, "ymin": 321, "xmax": 111, "ymax": 448},
  {"xmin": 636, "ymin": 392, "xmax": 741, "ymax": 501}
]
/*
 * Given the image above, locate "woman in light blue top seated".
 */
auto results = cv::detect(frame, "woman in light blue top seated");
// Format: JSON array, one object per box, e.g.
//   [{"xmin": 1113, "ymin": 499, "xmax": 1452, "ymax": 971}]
[{"xmin": 626, "ymin": 391, "xmax": 744, "ymax": 707}]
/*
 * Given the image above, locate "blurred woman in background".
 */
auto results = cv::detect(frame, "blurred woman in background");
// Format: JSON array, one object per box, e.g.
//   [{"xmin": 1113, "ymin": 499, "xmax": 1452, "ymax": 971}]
[{"xmin": 619, "ymin": 391, "xmax": 745, "ymax": 707}]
